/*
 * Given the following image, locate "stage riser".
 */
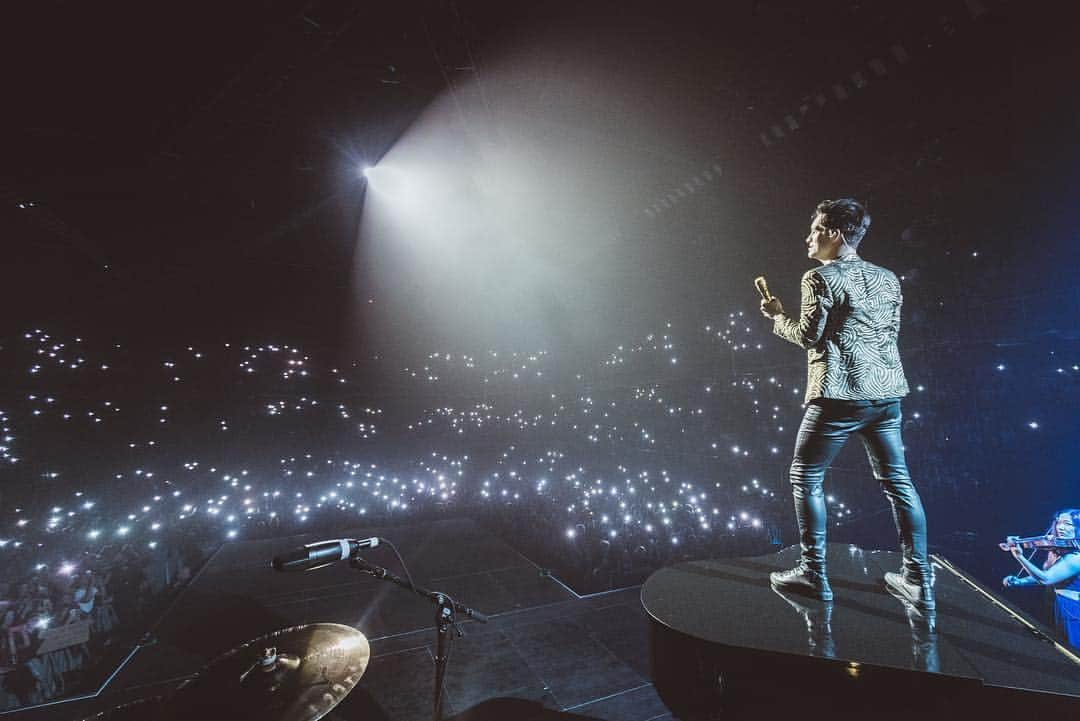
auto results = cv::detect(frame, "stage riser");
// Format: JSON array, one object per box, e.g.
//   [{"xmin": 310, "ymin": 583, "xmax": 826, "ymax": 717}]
[
  {"xmin": 642, "ymin": 545, "xmax": 1080, "ymax": 719},
  {"xmin": 649, "ymin": 622, "xmax": 983, "ymax": 718}
]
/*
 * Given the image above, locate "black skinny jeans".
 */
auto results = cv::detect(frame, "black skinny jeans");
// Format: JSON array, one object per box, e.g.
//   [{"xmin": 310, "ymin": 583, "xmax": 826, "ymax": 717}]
[{"xmin": 789, "ymin": 398, "xmax": 929, "ymax": 581}]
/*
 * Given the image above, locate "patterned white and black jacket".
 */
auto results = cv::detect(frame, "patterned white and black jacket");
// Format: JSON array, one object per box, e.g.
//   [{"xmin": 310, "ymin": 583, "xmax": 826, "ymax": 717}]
[{"xmin": 772, "ymin": 254, "xmax": 910, "ymax": 404}]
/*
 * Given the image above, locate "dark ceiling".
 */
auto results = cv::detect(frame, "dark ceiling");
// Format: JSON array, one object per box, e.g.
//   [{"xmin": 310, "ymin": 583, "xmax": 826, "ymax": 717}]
[
  {"xmin": 6, "ymin": 1, "xmax": 966, "ymax": 236},
  {"xmin": 5, "ymin": 0, "xmax": 1058, "ymax": 348}
]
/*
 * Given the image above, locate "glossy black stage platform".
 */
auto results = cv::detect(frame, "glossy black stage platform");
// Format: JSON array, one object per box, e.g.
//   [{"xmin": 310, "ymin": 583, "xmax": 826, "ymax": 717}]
[
  {"xmin": 13, "ymin": 518, "xmax": 669, "ymax": 721},
  {"xmin": 643, "ymin": 543, "xmax": 1080, "ymax": 719}
]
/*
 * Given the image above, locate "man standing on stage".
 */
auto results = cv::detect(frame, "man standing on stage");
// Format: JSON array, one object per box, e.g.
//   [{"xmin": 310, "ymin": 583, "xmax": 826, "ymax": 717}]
[{"xmin": 760, "ymin": 198, "xmax": 934, "ymax": 612}]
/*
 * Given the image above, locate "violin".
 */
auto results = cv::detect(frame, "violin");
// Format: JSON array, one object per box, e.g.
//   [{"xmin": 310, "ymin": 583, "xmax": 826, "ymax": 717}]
[{"xmin": 998, "ymin": 535, "xmax": 1080, "ymax": 552}]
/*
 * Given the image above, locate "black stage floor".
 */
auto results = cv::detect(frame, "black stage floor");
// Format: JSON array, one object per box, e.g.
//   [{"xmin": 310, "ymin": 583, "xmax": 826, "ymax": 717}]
[
  {"xmin": 643, "ymin": 543, "xmax": 1080, "ymax": 718},
  {"xmin": 17, "ymin": 527, "xmax": 1080, "ymax": 720},
  {"xmin": 24, "ymin": 518, "xmax": 671, "ymax": 721}
]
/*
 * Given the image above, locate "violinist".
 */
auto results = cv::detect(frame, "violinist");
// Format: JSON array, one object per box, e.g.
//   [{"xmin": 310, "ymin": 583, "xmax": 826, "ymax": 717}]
[{"xmin": 1001, "ymin": 508, "xmax": 1080, "ymax": 648}]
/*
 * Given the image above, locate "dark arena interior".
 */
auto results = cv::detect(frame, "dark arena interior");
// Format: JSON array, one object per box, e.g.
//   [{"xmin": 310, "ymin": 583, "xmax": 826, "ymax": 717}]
[{"xmin": 2, "ymin": 1, "xmax": 1079, "ymax": 719}]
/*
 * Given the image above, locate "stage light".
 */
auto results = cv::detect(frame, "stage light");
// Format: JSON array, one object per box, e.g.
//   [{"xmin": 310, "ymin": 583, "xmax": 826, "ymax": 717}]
[{"xmin": 361, "ymin": 165, "xmax": 375, "ymax": 179}]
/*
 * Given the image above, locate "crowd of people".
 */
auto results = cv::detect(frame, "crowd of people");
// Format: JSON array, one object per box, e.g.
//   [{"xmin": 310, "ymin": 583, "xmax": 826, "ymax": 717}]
[
  {"xmin": 0, "ymin": 310, "xmax": 1073, "ymax": 706},
  {"xmin": 0, "ymin": 318, "xmax": 824, "ymax": 705},
  {"xmin": 0, "ymin": 536, "xmax": 207, "ymax": 709}
]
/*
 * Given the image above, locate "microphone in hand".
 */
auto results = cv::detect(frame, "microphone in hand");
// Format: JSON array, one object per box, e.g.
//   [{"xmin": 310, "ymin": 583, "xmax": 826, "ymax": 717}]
[
  {"xmin": 755, "ymin": 276, "xmax": 783, "ymax": 318},
  {"xmin": 754, "ymin": 276, "xmax": 773, "ymax": 301}
]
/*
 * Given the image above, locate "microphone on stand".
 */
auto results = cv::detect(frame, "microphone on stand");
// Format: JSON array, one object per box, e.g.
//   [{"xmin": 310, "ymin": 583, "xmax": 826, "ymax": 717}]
[
  {"xmin": 754, "ymin": 276, "xmax": 773, "ymax": 301},
  {"xmin": 271, "ymin": 537, "xmax": 380, "ymax": 572}
]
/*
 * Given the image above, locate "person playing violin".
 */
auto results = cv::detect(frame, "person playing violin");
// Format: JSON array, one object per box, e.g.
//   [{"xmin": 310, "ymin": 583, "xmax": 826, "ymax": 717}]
[{"xmin": 1002, "ymin": 508, "xmax": 1080, "ymax": 648}]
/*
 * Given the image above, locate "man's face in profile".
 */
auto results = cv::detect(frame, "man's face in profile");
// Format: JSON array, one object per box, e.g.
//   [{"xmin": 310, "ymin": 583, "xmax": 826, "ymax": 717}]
[{"xmin": 805, "ymin": 213, "xmax": 843, "ymax": 263}]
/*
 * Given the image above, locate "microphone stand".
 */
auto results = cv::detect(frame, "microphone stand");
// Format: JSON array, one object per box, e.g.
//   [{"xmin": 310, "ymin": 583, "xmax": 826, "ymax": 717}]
[{"xmin": 348, "ymin": 556, "xmax": 488, "ymax": 721}]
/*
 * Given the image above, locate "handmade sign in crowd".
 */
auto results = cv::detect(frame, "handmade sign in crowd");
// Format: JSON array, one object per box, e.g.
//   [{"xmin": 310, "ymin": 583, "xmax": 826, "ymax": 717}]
[{"xmin": 36, "ymin": 619, "xmax": 91, "ymax": 655}]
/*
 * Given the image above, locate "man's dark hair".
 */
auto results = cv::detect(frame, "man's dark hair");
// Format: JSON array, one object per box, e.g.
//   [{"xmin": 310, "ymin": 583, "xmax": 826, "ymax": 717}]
[{"xmin": 813, "ymin": 198, "xmax": 871, "ymax": 248}]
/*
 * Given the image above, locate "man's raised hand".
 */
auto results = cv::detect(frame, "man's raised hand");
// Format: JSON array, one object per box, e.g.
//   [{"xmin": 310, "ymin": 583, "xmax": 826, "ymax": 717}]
[{"xmin": 760, "ymin": 297, "xmax": 784, "ymax": 318}]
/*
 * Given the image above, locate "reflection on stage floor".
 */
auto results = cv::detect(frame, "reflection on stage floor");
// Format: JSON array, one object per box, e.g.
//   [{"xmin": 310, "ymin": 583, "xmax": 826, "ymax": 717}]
[{"xmin": 643, "ymin": 543, "xmax": 1080, "ymax": 718}]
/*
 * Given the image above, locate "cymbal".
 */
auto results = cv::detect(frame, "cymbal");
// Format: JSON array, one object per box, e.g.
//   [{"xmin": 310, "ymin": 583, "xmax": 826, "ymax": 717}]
[{"xmin": 168, "ymin": 623, "xmax": 370, "ymax": 721}]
